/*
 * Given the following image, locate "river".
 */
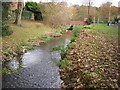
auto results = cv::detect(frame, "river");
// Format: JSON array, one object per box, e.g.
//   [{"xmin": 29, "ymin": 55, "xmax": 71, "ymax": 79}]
[{"xmin": 2, "ymin": 33, "xmax": 72, "ymax": 88}]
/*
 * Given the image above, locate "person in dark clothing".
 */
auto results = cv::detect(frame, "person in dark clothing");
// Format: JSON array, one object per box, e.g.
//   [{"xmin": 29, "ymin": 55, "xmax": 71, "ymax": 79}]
[
  {"xmin": 107, "ymin": 22, "xmax": 110, "ymax": 26},
  {"xmin": 67, "ymin": 25, "xmax": 74, "ymax": 31},
  {"xmin": 107, "ymin": 22, "xmax": 109, "ymax": 26}
]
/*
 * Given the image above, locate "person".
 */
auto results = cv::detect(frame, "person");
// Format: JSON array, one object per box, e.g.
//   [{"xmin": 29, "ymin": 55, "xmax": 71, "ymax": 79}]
[
  {"xmin": 67, "ymin": 25, "xmax": 73, "ymax": 31},
  {"xmin": 107, "ymin": 22, "xmax": 110, "ymax": 26}
]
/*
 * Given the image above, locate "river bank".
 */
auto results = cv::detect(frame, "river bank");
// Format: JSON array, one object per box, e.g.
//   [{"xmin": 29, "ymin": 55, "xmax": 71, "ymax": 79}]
[
  {"xmin": 2, "ymin": 20, "xmax": 67, "ymax": 74},
  {"xmin": 59, "ymin": 24, "xmax": 119, "ymax": 88},
  {"xmin": 2, "ymin": 33, "xmax": 72, "ymax": 88}
]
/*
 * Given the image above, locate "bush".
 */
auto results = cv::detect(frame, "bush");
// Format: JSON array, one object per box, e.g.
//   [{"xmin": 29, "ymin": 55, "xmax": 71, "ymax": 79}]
[
  {"xmin": 1, "ymin": 2, "xmax": 13, "ymax": 36},
  {"xmin": 25, "ymin": 2, "xmax": 43, "ymax": 20},
  {"xmin": 1, "ymin": 22, "xmax": 13, "ymax": 36},
  {"xmin": 34, "ymin": 12, "xmax": 43, "ymax": 20}
]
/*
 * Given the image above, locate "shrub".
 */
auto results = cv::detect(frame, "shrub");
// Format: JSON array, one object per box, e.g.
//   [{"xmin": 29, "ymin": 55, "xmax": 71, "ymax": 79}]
[
  {"xmin": 25, "ymin": 2, "xmax": 43, "ymax": 20},
  {"xmin": 1, "ymin": 2, "xmax": 13, "ymax": 36},
  {"xmin": 1, "ymin": 22, "xmax": 13, "ymax": 36}
]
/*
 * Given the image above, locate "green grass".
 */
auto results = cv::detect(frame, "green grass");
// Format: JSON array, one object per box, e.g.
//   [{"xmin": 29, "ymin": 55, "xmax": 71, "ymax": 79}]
[
  {"xmin": 56, "ymin": 59, "xmax": 69, "ymax": 69},
  {"xmin": 87, "ymin": 24, "xmax": 118, "ymax": 40},
  {"xmin": 52, "ymin": 45, "xmax": 65, "ymax": 51},
  {"xmin": 40, "ymin": 36, "xmax": 53, "ymax": 41},
  {"xmin": 73, "ymin": 25, "xmax": 82, "ymax": 31},
  {"xmin": 2, "ymin": 20, "xmax": 53, "ymax": 51},
  {"xmin": 84, "ymin": 24, "xmax": 93, "ymax": 28},
  {"xmin": 93, "ymin": 24, "xmax": 118, "ymax": 34},
  {"xmin": 56, "ymin": 27, "xmax": 68, "ymax": 34}
]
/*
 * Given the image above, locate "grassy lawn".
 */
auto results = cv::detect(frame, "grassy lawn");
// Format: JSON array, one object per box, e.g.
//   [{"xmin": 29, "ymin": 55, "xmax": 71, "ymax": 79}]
[
  {"xmin": 90, "ymin": 24, "xmax": 118, "ymax": 39},
  {"xmin": 93, "ymin": 24, "xmax": 118, "ymax": 34},
  {"xmin": 59, "ymin": 24, "xmax": 119, "ymax": 88},
  {"xmin": 2, "ymin": 20, "xmax": 52, "ymax": 50}
]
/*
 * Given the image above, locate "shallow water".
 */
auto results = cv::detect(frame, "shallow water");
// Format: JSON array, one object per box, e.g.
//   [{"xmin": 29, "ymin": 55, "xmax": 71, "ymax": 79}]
[{"xmin": 2, "ymin": 34, "xmax": 72, "ymax": 88}]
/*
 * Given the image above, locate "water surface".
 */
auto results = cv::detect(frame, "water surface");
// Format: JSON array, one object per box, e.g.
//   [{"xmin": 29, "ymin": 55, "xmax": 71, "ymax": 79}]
[{"xmin": 2, "ymin": 34, "xmax": 72, "ymax": 88}]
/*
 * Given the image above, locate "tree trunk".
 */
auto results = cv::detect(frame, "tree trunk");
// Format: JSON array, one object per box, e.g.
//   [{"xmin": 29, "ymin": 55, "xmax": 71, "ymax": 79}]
[
  {"xmin": 97, "ymin": 18, "xmax": 99, "ymax": 24},
  {"xmin": 14, "ymin": 0, "xmax": 23, "ymax": 26},
  {"xmin": 88, "ymin": 0, "xmax": 90, "ymax": 17},
  {"xmin": 108, "ymin": 6, "xmax": 111, "ymax": 22}
]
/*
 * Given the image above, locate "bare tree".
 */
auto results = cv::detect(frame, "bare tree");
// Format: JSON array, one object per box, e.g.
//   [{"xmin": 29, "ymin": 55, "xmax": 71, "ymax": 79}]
[
  {"xmin": 88, "ymin": 0, "xmax": 90, "ymax": 17},
  {"xmin": 14, "ymin": 0, "xmax": 23, "ymax": 26},
  {"xmin": 82, "ymin": 0, "xmax": 94, "ymax": 17},
  {"xmin": 39, "ymin": 2, "xmax": 71, "ymax": 28},
  {"xmin": 100, "ymin": 2, "xmax": 112, "ymax": 22},
  {"xmin": 108, "ymin": 2, "xmax": 112, "ymax": 22}
]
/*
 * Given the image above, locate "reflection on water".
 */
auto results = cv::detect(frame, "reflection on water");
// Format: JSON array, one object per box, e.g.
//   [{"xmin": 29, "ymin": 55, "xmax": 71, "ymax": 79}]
[
  {"xmin": 6, "ymin": 57, "xmax": 19, "ymax": 70},
  {"xmin": 5, "ymin": 56, "xmax": 22, "ymax": 70}
]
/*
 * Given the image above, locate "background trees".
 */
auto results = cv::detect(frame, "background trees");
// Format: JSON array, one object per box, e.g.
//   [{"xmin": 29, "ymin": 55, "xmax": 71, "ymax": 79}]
[
  {"xmin": 2, "ymin": 0, "xmax": 118, "ymax": 35},
  {"xmin": 70, "ymin": 5, "xmax": 88, "ymax": 21},
  {"xmin": 25, "ymin": 2, "xmax": 43, "ymax": 20},
  {"xmin": 99, "ymin": 2, "xmax": 112, "ymax": 23},
  {"xmin": 38, "ymin": 2, "xmax": 71, "ymax": 28},
  {"xmin": 25, "ymin": 1, "xmax": 71, "ymax": 27},
  {"xmin": 111, "ymin": 6, "xmax": 118, "ymax": 21},
  {"xmin": 69, "ymin": 1, "xmax": 118, "ymax": 23},
  {"xmin": 99, "ymin": 2, "xmax": 119, "ymax": 23}
]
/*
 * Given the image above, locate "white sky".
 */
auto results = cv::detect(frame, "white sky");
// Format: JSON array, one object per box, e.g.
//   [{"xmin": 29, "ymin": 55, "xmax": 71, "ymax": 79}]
[{"xmin": 24, "ymin": 0, "xmax": 120, "ymax": 7}]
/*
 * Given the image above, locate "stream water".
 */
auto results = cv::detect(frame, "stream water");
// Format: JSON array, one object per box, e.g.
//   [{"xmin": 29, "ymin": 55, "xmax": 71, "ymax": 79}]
[{"xmin": 2, "ymin": 34, "xmax": 72, "ymax": 88}]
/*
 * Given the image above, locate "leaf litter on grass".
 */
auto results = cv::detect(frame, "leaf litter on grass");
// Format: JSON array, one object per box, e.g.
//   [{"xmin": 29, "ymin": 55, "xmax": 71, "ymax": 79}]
[{"xmin": 60, "ymin": 30, "xmax": 119, "ymax": 88}]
